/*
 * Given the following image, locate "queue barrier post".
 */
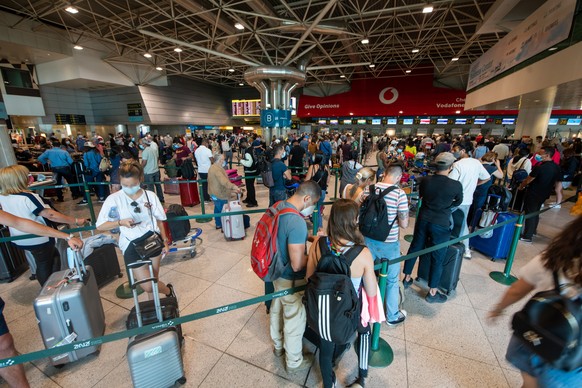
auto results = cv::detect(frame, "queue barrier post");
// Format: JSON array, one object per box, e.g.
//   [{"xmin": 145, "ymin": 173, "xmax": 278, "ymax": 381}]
[
  {"xmin": 368, "ymin": 258, "xmax": 394, "ymax": 368},
  {"xmin": 330, "ymin": 171, "xmax": 339, "ymax": 200},
  {"xmin": 84, "ymin": 181, "xmax": 97, "ymax": 223},
  {"xmin": 489, "ymin": 213, "xmax": 522, "ymax": 285},
  {"xmin": 196, "ymin": 179, "xmax": 211, "ymax": 224},
  {"xmin": 312, "ymin": 208, "xmax": 319, "ymax": 235}
]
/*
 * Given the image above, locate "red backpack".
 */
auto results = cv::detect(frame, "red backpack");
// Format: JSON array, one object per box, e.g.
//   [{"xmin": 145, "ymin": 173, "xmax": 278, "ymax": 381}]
[{"xmin": 251, "ymin": 201, "xmax": 301, "ymax": 281}]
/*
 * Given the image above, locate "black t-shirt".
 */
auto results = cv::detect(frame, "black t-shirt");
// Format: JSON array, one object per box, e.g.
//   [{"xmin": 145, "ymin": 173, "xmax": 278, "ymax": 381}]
[
  {"xmin": 529, "ymin": 161, "xmax": 561, "ymax": 199},
  {"xmin": 418, "ymin": 175, "xmax": 464, "ymax": 227},
  {"xmin": 289, "ymin": 145, "xmax": 306, "ymax": 167}
]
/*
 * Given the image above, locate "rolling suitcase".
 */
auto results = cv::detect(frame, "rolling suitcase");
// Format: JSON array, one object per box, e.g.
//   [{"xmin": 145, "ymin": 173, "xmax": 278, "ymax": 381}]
[
  {"xmin": 164, "ymin": 178, "xmax": 180, "ymax": 195},
  {"xmin": 84, "ymin": 243, "xmax": 123, "ymax": 288},
  {"xmin": 33, "ymin": 249, "xmax": 105, "ymax": 366},
  {"xmin": 179, "ymin": 178, "xmax": 200, "ymax": 207},
  {"xmin": 0, "ymin": 227, "xmax": 28, "ymax": 282},
  {"xmin": 416, "ymin": 243, "xmax": 464, "ymax": 295},
  {"xmin": 226, "ymin": 169, "xmax": 243, "ymax": 187},
  {"xmin": 469, "ymin": 210, "xmax": 517, "ymax": 261},
  {"xmin": 221, "ymin": 196, "xmax": 245, "ymax": 241},
  {"xmin": 126, "ymin": 261, "xmax": 186, "ymax": 388}
]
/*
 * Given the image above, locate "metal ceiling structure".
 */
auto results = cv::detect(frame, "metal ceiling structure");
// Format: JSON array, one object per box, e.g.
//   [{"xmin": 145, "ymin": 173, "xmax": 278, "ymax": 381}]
[{"xmin": 0, "ymin": 0, "xmax": 509, "ymax": 88}]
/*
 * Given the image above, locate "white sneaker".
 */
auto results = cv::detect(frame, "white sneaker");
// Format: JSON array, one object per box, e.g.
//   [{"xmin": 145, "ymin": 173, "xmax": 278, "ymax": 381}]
[{"xmin": 463, "ymin": 250, "xmax": 472, "ymax": 259}]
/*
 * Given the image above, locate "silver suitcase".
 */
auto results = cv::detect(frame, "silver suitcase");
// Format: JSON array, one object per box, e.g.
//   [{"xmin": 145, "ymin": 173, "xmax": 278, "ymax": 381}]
[
  {"xmin": 126, "ymin": 260, "xmax": 186, "ymax": 388},
  {"xmin": 33, "ymin": 249, "xmax": 105, "ymax": 366}
]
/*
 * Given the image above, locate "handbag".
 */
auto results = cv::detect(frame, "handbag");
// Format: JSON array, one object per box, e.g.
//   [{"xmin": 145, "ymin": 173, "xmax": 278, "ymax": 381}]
[{"xmin": 130, "ymin": 192, "xmax": 164, "ymax": 260}]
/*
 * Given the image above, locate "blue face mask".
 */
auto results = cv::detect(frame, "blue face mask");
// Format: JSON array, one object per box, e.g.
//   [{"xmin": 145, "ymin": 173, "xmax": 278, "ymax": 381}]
[
  {"xmin": 535, "ymin": 154, "xmax": 543, "ymax": 162},
  {"xmin": 139, "ymin": 145, "xmax": 145, "ymax": 150},
  {"xmin": 122, "ymin": 185, "xmax": 140, "ymax": 196},
  {"xmin": 397, "ymin": 149, "xmax": 403, "ymax": 153},
  {"xmin": 173, "ymin": 144, "xmax": 181, "ymax": 150}
]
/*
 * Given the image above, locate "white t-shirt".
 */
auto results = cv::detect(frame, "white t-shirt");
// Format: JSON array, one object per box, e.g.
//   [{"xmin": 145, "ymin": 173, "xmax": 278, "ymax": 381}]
[
  {"xmin": 194, "ymin": 145, "xmax": 213, "ymax": 174},
  {"xmin": 96, "ymin": 190, "xmax": 166, "ymax": 254},
  {"xmin": 0, "ymin": 192, "xmax": 51, "ymax": 247},
  {"xmin": 520, "ymin": 255, "xmax": 581, "ymax": 299},
  {"xmin": 449, "ymin": 157, "xmax": 491, "ymax": 206},
  {"xmin": 492, "ymin": 144, "xmax": 510, "ymax": 160}
]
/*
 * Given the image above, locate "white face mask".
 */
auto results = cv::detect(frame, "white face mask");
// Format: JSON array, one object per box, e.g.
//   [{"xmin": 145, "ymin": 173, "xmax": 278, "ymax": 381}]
[
  {"xmin": 281, "ymin": 152, "xmax": 287, "ymax": 159},
  {"xmin": 122, "ymin": 185, "xmax": 140, "ymax": 196},
  {"xmin": 300, "ymin": 204, "xmax": 316, "ymax": 217}
]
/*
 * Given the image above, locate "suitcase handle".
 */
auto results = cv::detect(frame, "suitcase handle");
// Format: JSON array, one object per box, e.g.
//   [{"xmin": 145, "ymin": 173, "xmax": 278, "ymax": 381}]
[
  {"xmin": 127, "ymin": 260, "xmax": 163, "ymax": 327},
  {"xmin": 67, "ymin": 248, "xmax": 89, "ymax": 285}
]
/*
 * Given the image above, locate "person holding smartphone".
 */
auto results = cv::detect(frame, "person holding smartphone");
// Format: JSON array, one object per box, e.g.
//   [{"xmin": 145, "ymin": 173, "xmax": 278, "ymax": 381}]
[{"xmin": 96, "ymin": 161, "xmax": 174, "ymax": 300}]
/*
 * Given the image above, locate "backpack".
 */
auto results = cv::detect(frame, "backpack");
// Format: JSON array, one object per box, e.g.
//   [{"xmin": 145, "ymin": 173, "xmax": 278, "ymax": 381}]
[
  {"xmin": 166, "ymin": 204, "xmax": 191, "ymax": 242},
  {"xmin": 359, "ymin": 184, "xmax": 398, "ymax": 241},
  {"xmin": 511, "ymin": 158, "xmax": 529, "ymax": 187},
  {"xmin": 99, "ymin": 156, "xmax": 110, "ymax": 172},
  {"xmin": 487, "ymin": 185, "xmax": 512, "ymax": 211},
  {"xmin": 257, "ymin": 155, "xmax": 274, "ymax": 188},
  {"xmin": 181, "ymin": 158, "xmax": 196, "ymax": 180},
  {"xmin": 304, "ymin": 238, "xmax": 364, "ymax": 344},
  {"xmin": 512, "ymin": 272, "xmax": 582, "ymax": 371},
  {"xmin": 250, "ymin": 202, "xmax": 301, "ymax": 281},
  {"xmin": 312, "ymin": 166, "xmax": 328, "ymax": 190},
  {"xmin": 165, "ymin": 159, "xmax": 178, "ymax": 178}
]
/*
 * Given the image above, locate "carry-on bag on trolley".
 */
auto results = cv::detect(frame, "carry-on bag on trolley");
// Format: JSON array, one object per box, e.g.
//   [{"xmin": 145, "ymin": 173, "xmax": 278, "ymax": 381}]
[
  {"xmin": 416, "ymin": 243, "xmax": 465, "ymax": 295},
  {"xmin": 179, "ymin": 178, "xmax": 200, "ymax": 207},
  {"xmin": 33, "ymin": 248, "xmax": 105, "ymax": 366},
  {"xmin": 163, "ymin": 178, "xmax": 180, "ymax": 195},
  {"xmin": 221, "ymin": 195, "xmax": 245, "ymax": 241},
  {"xmin": 126, "ymin": 261, "xmax": 186, "ymax": 388},
  {"xmin": 84, "ymin": 243, "xmax": 123, "ymax": 288},
  {"xmin": 164, "ymin": 204, "xmax": 191, "ymax": 243}
]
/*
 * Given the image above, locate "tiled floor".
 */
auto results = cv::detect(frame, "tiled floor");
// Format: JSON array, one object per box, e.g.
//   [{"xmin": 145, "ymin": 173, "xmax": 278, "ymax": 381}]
[{"xmin": 0, "ymin": 159, "xmax": 578, "ymax": 387}]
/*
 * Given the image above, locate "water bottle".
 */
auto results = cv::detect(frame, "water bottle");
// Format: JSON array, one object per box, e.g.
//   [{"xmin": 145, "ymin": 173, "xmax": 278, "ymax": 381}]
[{"xmin": 108, "ymin": 206, "xmax": 120, "ymax": 234}]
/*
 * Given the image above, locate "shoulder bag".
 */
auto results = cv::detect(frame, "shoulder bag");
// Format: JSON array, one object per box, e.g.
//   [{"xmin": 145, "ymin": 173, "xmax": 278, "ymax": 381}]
[{"xmin": 130, "ymin": 191, "xmax": 164, "ymax": 260}]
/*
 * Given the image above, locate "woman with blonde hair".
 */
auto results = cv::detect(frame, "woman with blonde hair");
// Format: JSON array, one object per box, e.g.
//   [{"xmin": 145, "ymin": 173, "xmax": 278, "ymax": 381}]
[
  {"xmin": 0, "ymin": 165, "xmax": 88, "ymax": 286},
  {"xmin": 96, "ymin": 161, "xmax": 174, "ymax": 300},
  {"xmin": 342, "ymin": 167, "xmax": 375, "ymax": 205}
]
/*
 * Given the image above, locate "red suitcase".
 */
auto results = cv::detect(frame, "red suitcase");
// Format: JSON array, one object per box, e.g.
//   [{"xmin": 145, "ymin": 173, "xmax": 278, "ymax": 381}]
[{"xmin": 179, "ymin": 178, "xmax": 200, "ymax": 207}]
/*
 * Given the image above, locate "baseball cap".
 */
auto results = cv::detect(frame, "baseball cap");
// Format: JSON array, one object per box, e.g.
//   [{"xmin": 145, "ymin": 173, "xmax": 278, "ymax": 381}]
[
  {"xmin": 84, "ymin": 141, "xmax": 96, "ymax": 148},
  {"xmin": 434, "ymin": 152, "xmax": 456, "ymax": 168}
]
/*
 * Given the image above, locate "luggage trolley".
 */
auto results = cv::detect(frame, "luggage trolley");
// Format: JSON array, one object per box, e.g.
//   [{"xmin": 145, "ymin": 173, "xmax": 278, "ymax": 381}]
[{"xmin": 164, "ymin": 228, "xmax": 203, "ymax": 260}]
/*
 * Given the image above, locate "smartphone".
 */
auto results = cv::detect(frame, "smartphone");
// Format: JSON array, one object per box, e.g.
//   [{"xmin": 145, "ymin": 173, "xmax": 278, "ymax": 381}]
[{"xmin": 130, "ymin": 221, "xmax": 142, "ymax": 226}]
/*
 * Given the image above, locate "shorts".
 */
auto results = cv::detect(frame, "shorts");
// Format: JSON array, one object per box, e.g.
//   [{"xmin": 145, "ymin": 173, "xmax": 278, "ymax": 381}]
[
  {"xmin": 0, "ymin": 298, "xmax": 9, "ymax": 336},
  {"xmin": 123, "ymin": 231, "xmax": 161, "ymax": 266},
  {"xmin": 506, "ymin": 335, "xmax": 582, "ymax": 387}
]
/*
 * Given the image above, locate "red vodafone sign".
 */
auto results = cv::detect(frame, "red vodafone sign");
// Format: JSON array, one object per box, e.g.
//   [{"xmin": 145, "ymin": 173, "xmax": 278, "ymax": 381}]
[{"xmin": 297, "ymin": 75, "xmax": 467, "ymax": 117}]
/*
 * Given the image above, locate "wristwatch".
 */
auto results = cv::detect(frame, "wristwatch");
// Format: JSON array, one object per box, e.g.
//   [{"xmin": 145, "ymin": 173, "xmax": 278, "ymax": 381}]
[{"xmin": 65, "ymin": 234, "xmax": 74, "ymax": 241}]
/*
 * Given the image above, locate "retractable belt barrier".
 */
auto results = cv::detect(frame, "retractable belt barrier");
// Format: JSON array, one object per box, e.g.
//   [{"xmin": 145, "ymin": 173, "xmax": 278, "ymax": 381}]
[{"xmin": 0, "ymin": 184, "xmax": 575, "ymax": 368}]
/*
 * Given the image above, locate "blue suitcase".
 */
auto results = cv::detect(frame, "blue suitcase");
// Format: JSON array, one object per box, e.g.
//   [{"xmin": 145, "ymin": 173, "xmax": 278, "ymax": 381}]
[{"xmin": 469, "ymin": 210, "xmax": 517, "ymax": 261}]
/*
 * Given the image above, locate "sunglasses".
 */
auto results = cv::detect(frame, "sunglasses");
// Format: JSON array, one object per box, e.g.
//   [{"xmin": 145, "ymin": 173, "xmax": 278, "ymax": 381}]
[{"xmin": 130, "ymin": 201, "xmax": 141, "ymax": 213}]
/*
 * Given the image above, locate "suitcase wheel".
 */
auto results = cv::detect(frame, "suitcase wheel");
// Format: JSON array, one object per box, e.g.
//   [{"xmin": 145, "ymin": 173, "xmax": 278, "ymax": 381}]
[
  {"xmin": 177, "ymin": 377, "xmax": 187, "ymax": 385},
  {"xmin": 118, "ymin": 272, "xmax": 123, "ymax": 278},
  {"xmin": 54, "ymin": 364, "xmax": 65, "ymax": 369}
]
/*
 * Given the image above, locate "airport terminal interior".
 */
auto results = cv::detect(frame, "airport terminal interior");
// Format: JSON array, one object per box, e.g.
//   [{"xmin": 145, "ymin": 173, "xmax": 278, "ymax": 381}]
[{"xmin": 1, "ymin": 0, "xmax": 582, "ymax": 387}]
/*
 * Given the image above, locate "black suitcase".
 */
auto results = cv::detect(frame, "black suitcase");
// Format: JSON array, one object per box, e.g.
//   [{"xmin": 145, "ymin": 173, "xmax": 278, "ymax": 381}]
[
  {"xmin": 126, "ymin": 296, "xmax": 183, "ymax": 346},
  {"xmin": 416, "ymin": 243, "xmax": 465, "ymax": 295},
  {"xmin": 0, "ymin": 227, "xmax": 28, "ymax": 282},
  {"xmin": 84, "ymin": 244, "xmax": 122, "ymax": 288}
]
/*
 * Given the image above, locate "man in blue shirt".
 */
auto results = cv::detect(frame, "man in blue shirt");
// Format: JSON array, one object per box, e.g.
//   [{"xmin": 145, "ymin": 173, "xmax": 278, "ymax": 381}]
[
  {"xmin": 319, "ymin": 135, "xmax": 332, "ymax": 165},
  {"xmin": 269, "ymin": 146, "xmax": 292, "ymax": 206},
  {"xmin": 38, "ymin": 142, "xmax": 80, "ymax": 202}
]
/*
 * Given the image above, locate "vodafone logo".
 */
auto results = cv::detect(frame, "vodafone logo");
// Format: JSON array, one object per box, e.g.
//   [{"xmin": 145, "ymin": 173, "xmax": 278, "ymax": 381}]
[{"xmin": 379, "ymin": 87, "xmax": 399, "ymax": 105}]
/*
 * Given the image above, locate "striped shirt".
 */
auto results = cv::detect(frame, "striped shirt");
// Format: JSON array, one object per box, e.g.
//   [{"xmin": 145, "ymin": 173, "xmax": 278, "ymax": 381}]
[{"xmin": 361, "ymin": 183, "xmax": 408, "ymax": 242}]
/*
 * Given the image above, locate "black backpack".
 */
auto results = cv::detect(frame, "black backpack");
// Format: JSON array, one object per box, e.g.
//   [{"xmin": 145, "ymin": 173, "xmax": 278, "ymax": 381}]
[
  {"xmin": 166, "ymin": 204, "xmax": 191, "ymax": 241},
  {"xmin": 257, "ymin": 155, "xmax": 274, "ymax": 187},
  {"xmin": 512, "ymin": 272, "xmax": 582, "ymax": 371},
  {"xmin": 359, "ymin": 185, "xmax": 398, "ymax": 241},
  {"xmin": 487, "ymin": 184, "xmax": 512, "ymax": 211},
  {"xmin": 312, "ymin": 166, "xmax": 328, "ymax": 190},
  {"xmin": 510, "ymin": 158, "xmax": 529, "ymax": 188},
  {"xmin": 181, "ymin": 158, "xmax": 196, "ymax": 180},
  {"xmin": 304, "ymin": 238, "xmax": 364, "ymax": 344}
]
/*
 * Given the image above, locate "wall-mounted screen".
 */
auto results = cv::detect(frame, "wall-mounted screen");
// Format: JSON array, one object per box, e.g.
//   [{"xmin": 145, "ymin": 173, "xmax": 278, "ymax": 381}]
[
  {"xmin": 548, "ymin": 118, "xmax": 559, "ymax": 125},
  {"xmin": 437, "ymin": 118, "xmax": 449, "ymax": 125},
  {"xmin": 343, "ymin": 119, "xmax": 352, "ymax": 125},
  {"xmin": 566, "ymin": 118, "xmax": 581, "ymax": 125},
  {"xmin": 387, "ymin": 118, "xmax": 397, "ymax": 125},
  {"xmin": 502, "ymin": 118, "xmax": 515, "ymax": 125},
  {"xmin": 318, "ymin": 119, "xmax": 327, "ymax": 125},
  {"xmin": 419, "ymin": 119, "xmax": 430, "ymax": 125},
  {"xmin": 474, "ymin": 118, "xmax": 486, "ymax": 125},
  {"xmin": 357, "ymin": 119, "xmax": 366, "ymax": 125},
  {"xmin": 329, "ymin": 119, "xmax": 339, "ymax": 125},
  {"xmin": 455, "ymin": 118, "xmax": 467, "ymax": 125},
  {"xmin": 371, "ymin": 118, "xmax": 381, "ymax": 125},
  {"xmin": 403, "ymin": 118, "xmax": 413, "ymax": 125}
]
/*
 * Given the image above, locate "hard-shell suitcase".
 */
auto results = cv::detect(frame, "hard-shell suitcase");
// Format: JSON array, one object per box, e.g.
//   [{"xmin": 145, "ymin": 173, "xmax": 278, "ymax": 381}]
[
  {"xmin": 126, "ymin": 261, "xmax": 186, "ymax": 388},
  {"xmin": 0, "ymin": 227, "xmax": 28, "ymax": 282},
  {"xmin": 226, "ymin": 169, "xmax": 243, "ymax": 187},
  {"xmin": 469, "ymin": 210, "xmax": 517, "ymax": 261},
  {"xmin": 221, "ymin": 197, "xmax": 245, "ymax": 241},
  {"xmin": 416, "ymin": 243, "xmax": 465, "ymax": 295},
  {"xmin": 126, "ymin": 296, "xmax": 182, "ymax": 344},
  {"xmin": 84, "ymin": 243, "xmax": 122, "ymax": 288},
  {"xmin": 164, "ymin": 178, "xmax": 180, "ymax": 195},
  {"xmin": 179, "ymin": 178, "xmax": 200, "ymax": 207},
  {"xmin": 33, "ymin": 249, "xmax": 105, "ymax": 366}
]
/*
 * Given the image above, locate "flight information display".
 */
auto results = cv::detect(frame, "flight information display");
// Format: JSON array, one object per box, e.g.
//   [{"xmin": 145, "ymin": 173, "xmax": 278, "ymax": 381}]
[{"xmin": 232, "ymin": 99, "xmax": 261, "ymax": 116}]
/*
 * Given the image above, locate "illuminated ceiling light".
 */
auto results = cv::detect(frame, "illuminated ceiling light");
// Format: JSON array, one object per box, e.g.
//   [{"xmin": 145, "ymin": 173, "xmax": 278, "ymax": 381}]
[
  {"xmin": 422, "ymin": 3, "xmax": 434, "ymax": 13},
  {"xmin": 155, "ymin": 66, "xmax": 163, "ymax": 71},
  {"xmin": 399, "ymin": 110, "xmax": 403, "ymax": 114},
  {"xmin": 234, "ymin": 22, "xmax": 244, "ymax": 30},
  {"xmin": 361, "ymin": 38, "xmax": 369, "ymax": 44},
  {"xmin": 143, "ymin": 53, "xmax": 152, "ymax": 58},
  {"xmin": 349, "ymin": 112, "xmax": 354, "ymax": 116},
  {"xmin": 174, "ymin": 47, "xmax": 183, "ymax": 53},
  {"xmin": 73, "ymin": 45, "xmax": 83, "ymax": 50},
  {"xmin": 548, "ymin": 47, "xmax": 558, "ymax": 51},
  {"xmin": 405, "ymin": 69, "xmax": 412, "ymax": 73},
  {"xmin": 369, "ymin": 64, "xmax": 375, "ymax": 68},
  {"xmin": 455, "ymin": 110, "xmax": 461, "ymax": 114},
  {"xmin": 451, "ymin": 57, "xmax": 459, "ymax": 61},
  {"xmin": 340, "ymin": 74, "xmax": 346, "ymax": 78},
  {"xmin": 228, "ymin": 68, "xmax": 235, "ymax": 73},
  {"xmin": 65, "ymin": 6, "xmax": 79, "ymax": 14},
  {"xmin": 239, "ymin": 82, "xmax": 244, "ymax": 86},
  {"xmin": 411, "ymin": 48, "xmax": 419, "ymax": 53}
]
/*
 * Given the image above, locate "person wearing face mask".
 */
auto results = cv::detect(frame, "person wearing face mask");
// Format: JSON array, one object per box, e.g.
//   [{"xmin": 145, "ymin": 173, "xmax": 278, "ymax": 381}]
[
  {"xmin": 518, "ymin": 147, "xmax": 562, "ymax": 243},
  {"xmin": 37, "ymin": 141, "xmax": 80, "ymax": 202},
  {"xmin": 96, "ymin": 161, "xmax": 174, "ymax": 300},
  {"xmin": 269, "ymin": 181, "xmax": 321, "ymax": 372},
  {"xmin": 208, "ymin": 152, "xmax": 242, "ymax": 229},
  {"xmin": 269, "ymin": 146, "xmax": 293, "ymax": 206},
  {"xmin": 140, "ymin": 138, "xmax": 164, "ymax": 204},
  {"xmin": 194, "ymin": 138, "xmax": 213, "ymax": 203}
]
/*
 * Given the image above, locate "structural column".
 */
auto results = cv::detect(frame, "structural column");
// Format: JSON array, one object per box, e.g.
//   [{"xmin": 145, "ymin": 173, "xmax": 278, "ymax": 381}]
[
  {"xmin": 513, "ymin": 87, "xmax": 556, "ymax": 140},
  {"xmin": 0, "ymin": 126, "xmax": 17, "ymax": 168}
]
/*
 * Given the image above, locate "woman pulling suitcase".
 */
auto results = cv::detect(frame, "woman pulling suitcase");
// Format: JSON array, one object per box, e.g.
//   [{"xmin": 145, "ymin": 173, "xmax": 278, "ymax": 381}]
[{"xmin": 96, "ymin": 161, "xmax": 175, "ymax": 299}]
